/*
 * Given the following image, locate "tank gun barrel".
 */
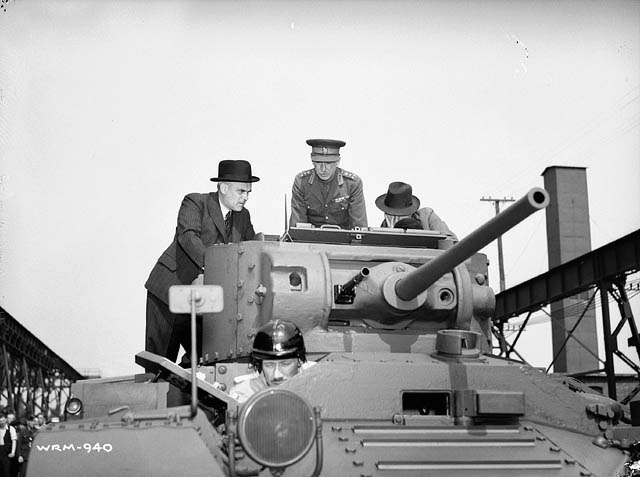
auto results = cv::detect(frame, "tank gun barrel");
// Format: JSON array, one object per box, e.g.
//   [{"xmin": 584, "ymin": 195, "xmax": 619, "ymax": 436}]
[
  {"xmin": 334, "ymin": 267, "xmax": 370, "ymax": 304},
  {"xmin": 395, "ymin": 187, "xmax": 550, "ymax": 301},
  {"xmin": 342, "ymin": 268, "xmax": 370, "ymax": 293}
]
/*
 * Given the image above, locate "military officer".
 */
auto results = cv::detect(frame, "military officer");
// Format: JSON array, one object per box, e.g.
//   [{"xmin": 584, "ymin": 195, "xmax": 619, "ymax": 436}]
[{"xmin": 290, "ymin": 139, "xmax": 368, "ymax": 230}]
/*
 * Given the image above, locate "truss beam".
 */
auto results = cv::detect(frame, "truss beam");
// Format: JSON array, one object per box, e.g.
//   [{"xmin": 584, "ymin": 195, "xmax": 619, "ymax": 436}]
[
  {"xmin": 1, "ymin": 306, "xmax": 82, "ymax": 417},
  {"xmin": 494, "ymin": 228, "xmax": 640, "ymax": 322}
]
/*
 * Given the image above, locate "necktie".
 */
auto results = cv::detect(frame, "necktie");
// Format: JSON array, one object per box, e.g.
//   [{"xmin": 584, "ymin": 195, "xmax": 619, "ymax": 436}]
[{"xmin": 225, "ymin": 211, "xmax": 232, "ymax": 239}]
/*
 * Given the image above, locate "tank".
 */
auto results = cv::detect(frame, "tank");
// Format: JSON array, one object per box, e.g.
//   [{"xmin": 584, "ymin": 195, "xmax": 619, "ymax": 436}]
[{"xmin": 27, "ymin": 187, "xmax": 640, "ymax": 477}]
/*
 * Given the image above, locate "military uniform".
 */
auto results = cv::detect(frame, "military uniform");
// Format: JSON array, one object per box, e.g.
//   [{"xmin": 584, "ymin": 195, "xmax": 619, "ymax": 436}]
[
  {"xmin": 228, "ymin": 373, "xmax": 268, "ymax": 403},
  {"xmin": 290, "ymin": 138, "xmax": 367, "ymax": 229},
  {"xmin": 290, "ymin": 167, "xmax": 367, "ymax": 229}
]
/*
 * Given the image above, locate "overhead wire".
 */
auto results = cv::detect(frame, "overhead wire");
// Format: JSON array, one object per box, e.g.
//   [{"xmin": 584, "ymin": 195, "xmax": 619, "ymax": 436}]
[
  {"xmin": 486, "ymin": 86, "xmax": 640, "ymax": 284},
  {"xmin": 485, "ymin": 85, "xmax": 640, "ymax": 195}
]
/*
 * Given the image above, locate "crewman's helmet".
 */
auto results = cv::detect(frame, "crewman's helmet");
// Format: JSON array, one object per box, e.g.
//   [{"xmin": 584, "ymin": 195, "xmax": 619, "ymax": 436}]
[{"xmin": 250, "ymin": 320, "xmax": 307, "ymax": 373}]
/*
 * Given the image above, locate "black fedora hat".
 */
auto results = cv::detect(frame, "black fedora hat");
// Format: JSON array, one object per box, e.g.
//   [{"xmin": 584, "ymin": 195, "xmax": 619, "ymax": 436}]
[
  {"xmin": 375, "ymin": 181, "xmax": 420, "ymax": 216},
  {"xmin": 210, "ymin": 160, "xmax": 260, "ymax": 183}
]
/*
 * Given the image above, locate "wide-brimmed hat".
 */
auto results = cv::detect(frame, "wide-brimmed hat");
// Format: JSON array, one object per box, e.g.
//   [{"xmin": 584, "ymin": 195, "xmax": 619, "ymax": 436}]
[
  {"xmin": 375, "ymin": 181, "xmax": 420, "ymax": 215},
  {"xmin": 210, "ymin": 160, "xmax": 260, "ymax": 183}
]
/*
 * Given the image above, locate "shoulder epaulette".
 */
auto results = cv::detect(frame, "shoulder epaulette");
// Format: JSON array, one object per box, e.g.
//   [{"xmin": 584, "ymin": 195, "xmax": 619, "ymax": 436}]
[
  {"xmin": 340, "ymin": 169, "xmax": 360, "ymax": 181},
  {"xmin": 297, "ymin": 169, "xmax": 314, "ymax": 179}
]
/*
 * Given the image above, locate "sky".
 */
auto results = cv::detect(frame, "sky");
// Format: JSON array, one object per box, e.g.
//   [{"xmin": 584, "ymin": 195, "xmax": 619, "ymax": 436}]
[{"xmin": 1, "ymin": 0, "xmax": 639, "ymax": 378}]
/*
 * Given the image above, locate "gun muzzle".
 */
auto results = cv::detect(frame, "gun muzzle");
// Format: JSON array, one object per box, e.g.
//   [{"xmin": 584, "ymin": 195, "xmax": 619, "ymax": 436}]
[
  {"xmin": 335, "ymin": 268, "xmax": 370, "ymax": 304},
  {"xmin": 395, "ymin": 187, "xmax": 549, "ymax": 301}
]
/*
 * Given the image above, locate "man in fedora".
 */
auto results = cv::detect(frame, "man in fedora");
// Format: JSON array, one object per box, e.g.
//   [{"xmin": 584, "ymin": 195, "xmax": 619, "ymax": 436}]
[
  {"xmin": 144, "ymin": 160, "xmax": 260, "ymax": 366},
  {"xmin": 376, "ymin": 181, "xmax": 457, "ymax": 240},
  {"xmin": 290, "ymin": 139, "xmax": 368, "ymax": 230}
]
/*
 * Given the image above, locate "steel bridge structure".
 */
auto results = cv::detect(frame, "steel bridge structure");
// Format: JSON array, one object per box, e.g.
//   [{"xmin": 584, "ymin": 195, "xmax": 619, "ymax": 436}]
[
  {"xmin": 0, "ymin": 306, "xmax": 83, "ymax": 419},
  {"xmin": 492, "ymin": 228, "xmax": 640, "ymax": 404}
]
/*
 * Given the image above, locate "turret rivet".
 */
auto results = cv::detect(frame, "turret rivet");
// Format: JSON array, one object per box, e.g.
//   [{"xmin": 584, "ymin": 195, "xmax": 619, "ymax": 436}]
[
  {"xmin": 331, "ymin": 426, "xmax": 342, "ymax": 432},
  {"xmin": 550, "ymin": 445, "xmax": 560, "ymax": 452},
  {"xmin": 475, "ymin": 273, "xmax": 486, "ymax": 285},
  {"xmin": 218, "ymin": 366, "xmax": 227, "ymax": 374},
  {"xmin": 345, "ymin": 447, "xmax": 356, "ymax": 454},
  {"xmin": 394, "ymin": 265, "xmax": 405, "ymax": 273},
  {"xmin": 353, "ymin": 461, "xmax": 364, "ymax": 467}
]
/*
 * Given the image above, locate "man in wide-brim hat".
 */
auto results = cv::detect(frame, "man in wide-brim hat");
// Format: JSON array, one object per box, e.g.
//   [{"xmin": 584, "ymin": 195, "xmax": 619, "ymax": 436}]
[
  {"xmin": 144, "ymin": 160, "xmax": 260, "ymax": 368},
  {"xmin": 376, "ymin": 181, "xmax": 457, "ymax": 240}
]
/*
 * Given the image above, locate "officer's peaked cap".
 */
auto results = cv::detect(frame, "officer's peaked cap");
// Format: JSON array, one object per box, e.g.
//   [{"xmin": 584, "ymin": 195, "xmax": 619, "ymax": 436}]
[{"xmin": 307, "ymin": 139, "xmax": 346, "ymax": 163}]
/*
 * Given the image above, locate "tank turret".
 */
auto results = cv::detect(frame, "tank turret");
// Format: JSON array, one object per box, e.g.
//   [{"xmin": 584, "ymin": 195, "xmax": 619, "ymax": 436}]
[{"xmin": 201, "ymin": 187, "xmax": 549, "ymax": 361}]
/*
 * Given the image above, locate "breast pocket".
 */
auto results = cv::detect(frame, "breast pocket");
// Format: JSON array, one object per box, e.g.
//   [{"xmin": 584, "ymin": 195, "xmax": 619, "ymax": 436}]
[{"xmin": 329, "ymin": 197, "xmax": 349, "ymax": 223}]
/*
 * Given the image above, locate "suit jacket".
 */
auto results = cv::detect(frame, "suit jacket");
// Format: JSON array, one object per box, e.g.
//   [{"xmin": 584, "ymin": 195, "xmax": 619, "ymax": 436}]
[
  {"xmin": 145, "ymin": 192, "xmax": 255, "ymax": 304},
  {"xmin": 381, "ymin": 207, "xmax": 457, "ymax": 240},
  {"xmin": 290, "ymin": 168, "xmax": 368, "ymax": 229}
]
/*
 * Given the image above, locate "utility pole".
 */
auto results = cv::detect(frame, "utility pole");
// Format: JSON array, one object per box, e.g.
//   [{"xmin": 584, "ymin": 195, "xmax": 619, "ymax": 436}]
[{"xmin": 480, "ymin": 196, "xmax": 515, "ymax": 292}]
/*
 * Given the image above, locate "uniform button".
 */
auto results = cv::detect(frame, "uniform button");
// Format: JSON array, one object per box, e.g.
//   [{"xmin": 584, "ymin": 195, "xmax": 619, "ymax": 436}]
[
  {"xmin": 325, "ymin": 216, "xmax": 328, "ymax": 219},
  {"xmin": 324, "ymin": 204, "xmax": 328, "ymax": 207}
]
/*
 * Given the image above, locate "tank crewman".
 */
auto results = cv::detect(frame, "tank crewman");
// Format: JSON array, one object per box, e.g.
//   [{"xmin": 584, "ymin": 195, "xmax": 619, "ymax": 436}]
[
  {"xmin": 0, "ymin": 412, "xmax": 17, "ymax": 477},
  {"xmin": 376, "ymin": 181, "xmax": 457, "ymax": 240},
  {"xmin": 290, "ymin": 139, "xmax": 367, "ymax": 229},
  {"xmin": 144, "ymin": 160, "xmax": 260, "ymax": 368},
  {"xmin": 229, "ymin": 320, "xmax": 314, "ymax": 403}
]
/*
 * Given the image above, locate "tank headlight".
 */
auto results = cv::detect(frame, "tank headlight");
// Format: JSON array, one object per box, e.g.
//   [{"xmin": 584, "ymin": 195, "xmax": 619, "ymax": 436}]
[
  {"xmin": 238, "ymin": 388, "xmax": 316, "ymax": 468},
  {"xmin": 65, "ymin": 397, "xmax": 83, "ymax": 417}
]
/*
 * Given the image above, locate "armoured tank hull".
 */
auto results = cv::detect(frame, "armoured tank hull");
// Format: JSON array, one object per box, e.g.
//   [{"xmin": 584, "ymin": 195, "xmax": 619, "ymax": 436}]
[{"xmin": 28, "ymin": 188, "xmax": 640, "ymax": 477}]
